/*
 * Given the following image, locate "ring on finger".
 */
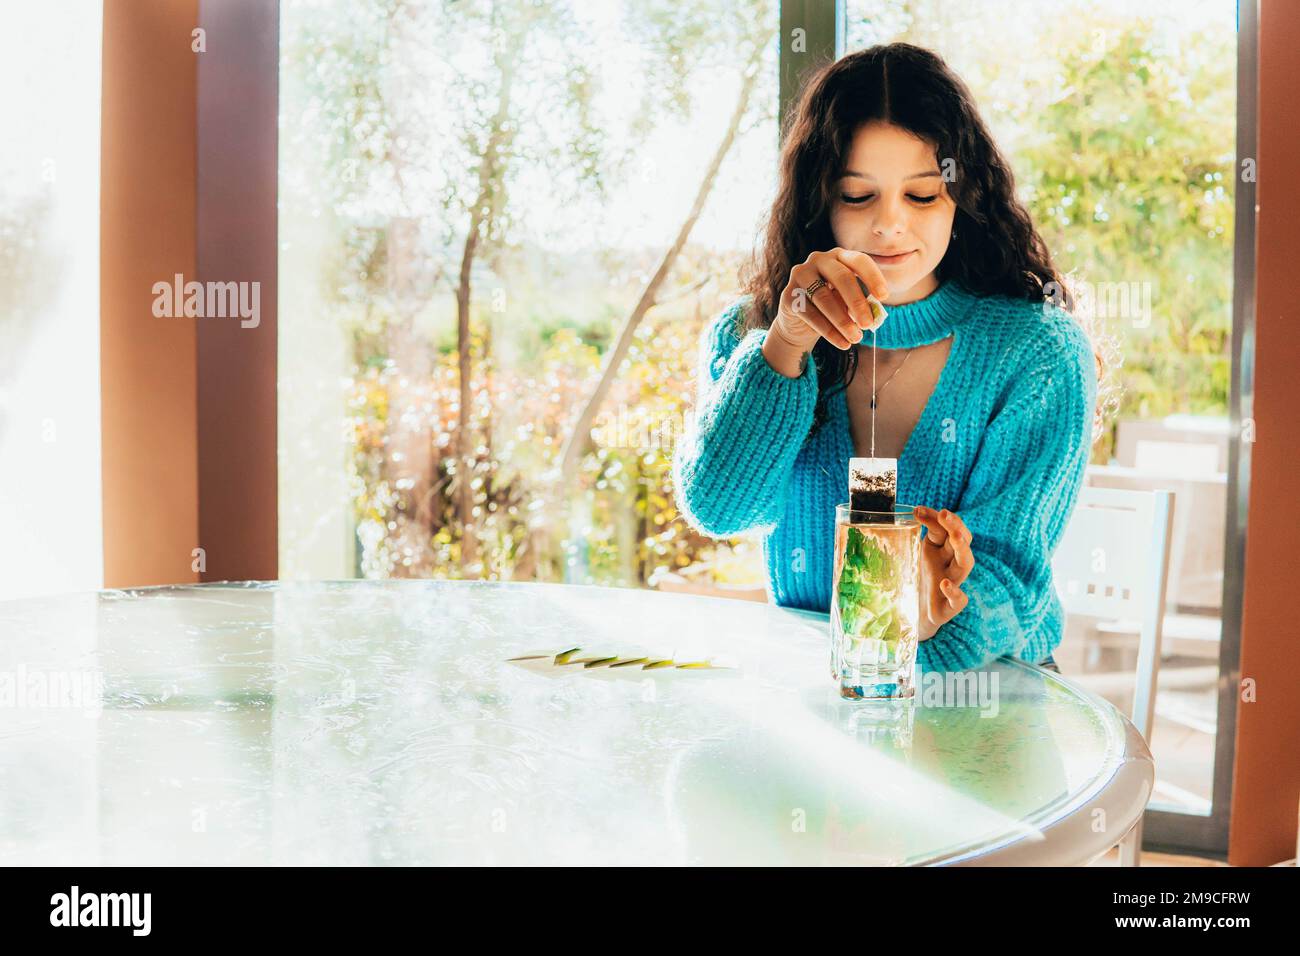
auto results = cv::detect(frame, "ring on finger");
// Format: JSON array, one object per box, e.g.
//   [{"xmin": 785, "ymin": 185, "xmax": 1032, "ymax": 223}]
[{"xmin": 804, "ymin": 277, "xmax": 829, "ymax": 297}]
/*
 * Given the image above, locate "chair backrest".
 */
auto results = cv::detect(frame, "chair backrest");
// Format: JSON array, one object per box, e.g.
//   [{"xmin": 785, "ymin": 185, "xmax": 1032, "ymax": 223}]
[
  {"xmin": 1115, "ymin": 416, "xmax": 1229, "ymax": 473},
  {"xmin": 1086, "ymin": 464, "xmax": 1225, "ymax": 613},
  {"xmin": 1051, "ymin": 486, "xmax": 1175, "ymax": 741}
]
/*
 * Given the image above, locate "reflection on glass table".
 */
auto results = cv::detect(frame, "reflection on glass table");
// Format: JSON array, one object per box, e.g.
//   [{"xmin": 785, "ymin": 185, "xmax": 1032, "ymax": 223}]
[{"xmin": 0, "ymin": 581, "xmax": 1151, "ymax": 865}]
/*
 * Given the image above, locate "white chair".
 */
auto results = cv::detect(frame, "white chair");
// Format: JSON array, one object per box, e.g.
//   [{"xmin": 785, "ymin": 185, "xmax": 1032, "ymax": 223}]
[
  {"xmin": 1087, "ymin": 463, "xmax": 1226, "ymax": 618},
  {"xmin": 1115, "ymin": 415, "xmax": 1229, "ymax": 473},
  {"xmin": 1051, "ymin": 486, "xmax": 1175, "ymax": 866}
]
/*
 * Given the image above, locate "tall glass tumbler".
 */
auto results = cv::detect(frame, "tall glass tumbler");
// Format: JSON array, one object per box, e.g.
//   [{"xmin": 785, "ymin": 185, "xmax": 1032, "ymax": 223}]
[{"xmin": 830, "ymin": 502, "xmax": 923, "ymax": 700}]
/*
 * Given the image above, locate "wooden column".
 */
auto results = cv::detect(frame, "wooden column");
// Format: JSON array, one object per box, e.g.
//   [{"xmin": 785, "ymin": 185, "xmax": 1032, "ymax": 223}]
[
  {"xmin": 195, "ymin": 0, "xmax": 279, "ymax": 582},
  {"xmin": 100, "ymin": 0, "xmax": 278, "ymax": 587},
  {"xmin": 100, "ymin": 0, "xmax": 201, "ymax": 587},
  {"xmin": 1229, "ymin": 0, "xmax": 1300, "ymax": 866}
]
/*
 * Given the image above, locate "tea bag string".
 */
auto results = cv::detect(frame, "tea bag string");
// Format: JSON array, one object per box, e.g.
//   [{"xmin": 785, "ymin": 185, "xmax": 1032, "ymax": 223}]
[
  {"xmin": 867, "ymin": 331, "xmax": 913, "ymax": 458},
  {"xmin": 870, "ymin": 330, "xmax": 876, "ymax": 459}
]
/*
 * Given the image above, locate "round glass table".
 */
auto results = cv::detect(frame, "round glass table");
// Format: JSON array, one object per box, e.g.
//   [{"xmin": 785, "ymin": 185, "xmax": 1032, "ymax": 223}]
[{"xmin": 0, "ymin": 581, "xmax": 1152, "ymax": 865}]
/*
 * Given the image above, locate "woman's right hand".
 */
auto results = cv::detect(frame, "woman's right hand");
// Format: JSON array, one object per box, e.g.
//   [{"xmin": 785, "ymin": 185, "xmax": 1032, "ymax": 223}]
[{"xmin": 771, "ymin": 248, "xmax": 892, "ymax": 353}]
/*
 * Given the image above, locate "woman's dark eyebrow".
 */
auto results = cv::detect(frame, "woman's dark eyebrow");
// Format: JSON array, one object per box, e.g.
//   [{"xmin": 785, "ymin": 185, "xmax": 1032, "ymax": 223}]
[{"xmin": 841, "ymin": 170, "xmax": 942, "ymax": 181}]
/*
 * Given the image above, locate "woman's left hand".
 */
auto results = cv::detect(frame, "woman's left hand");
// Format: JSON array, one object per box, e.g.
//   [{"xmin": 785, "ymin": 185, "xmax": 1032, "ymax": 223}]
[{"xmin": 914, "ymin": 506, "xmax": 974, "ymax": 641}]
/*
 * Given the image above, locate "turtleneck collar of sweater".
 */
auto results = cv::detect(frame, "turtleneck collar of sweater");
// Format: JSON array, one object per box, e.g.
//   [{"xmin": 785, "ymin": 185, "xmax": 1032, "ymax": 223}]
[{"xmin": 859, "ymin": 277, "xmax": 977, "ymax": 349}]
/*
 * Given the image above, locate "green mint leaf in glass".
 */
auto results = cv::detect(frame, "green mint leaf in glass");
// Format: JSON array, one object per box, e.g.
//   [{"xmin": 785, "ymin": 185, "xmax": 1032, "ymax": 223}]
[{"xmin": 837, "ymin": 527, "xmax": 902, "ymax": 642}]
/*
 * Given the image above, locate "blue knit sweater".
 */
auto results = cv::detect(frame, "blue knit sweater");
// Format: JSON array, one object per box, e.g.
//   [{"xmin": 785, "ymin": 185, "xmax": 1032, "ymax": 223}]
[{"xmin": 671, "ymin": 277, "xmax": 1098, "ymax": 672}]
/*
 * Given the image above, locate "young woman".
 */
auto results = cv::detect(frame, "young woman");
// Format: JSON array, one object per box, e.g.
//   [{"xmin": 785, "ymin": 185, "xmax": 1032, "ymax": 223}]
[{"xmin": 671, "ymin": 43, "xmax": 1103, "ymax": 673}]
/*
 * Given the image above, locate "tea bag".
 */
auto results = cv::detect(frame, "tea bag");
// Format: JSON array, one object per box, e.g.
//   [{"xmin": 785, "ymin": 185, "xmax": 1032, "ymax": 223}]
[
  {"xmin": 865, "ymin": 293, "xmax": 888, "ymax": 328},
  {"xmin": 856, "ymin": 277, "xmax": 889, "ymax": 329},
  {"xmin": 849, "ymin": 456, "xmax": 897, "ymax": 516}
]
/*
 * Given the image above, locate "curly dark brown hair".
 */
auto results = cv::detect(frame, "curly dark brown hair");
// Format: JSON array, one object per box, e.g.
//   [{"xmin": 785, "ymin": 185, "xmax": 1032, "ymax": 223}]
[{"xmin": 738, "ymin": 43, "xmax": 1111, "ymax": 443}]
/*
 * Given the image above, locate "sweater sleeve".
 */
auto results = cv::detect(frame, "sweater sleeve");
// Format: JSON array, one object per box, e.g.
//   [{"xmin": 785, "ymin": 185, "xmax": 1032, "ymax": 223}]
[
  {"xmin": 670, "ymin": 299, "xmax": 819, "ymax": 538},
  {"xmin": 917, "ymin": 316, "xmax": 1098, "ymax": 672}
]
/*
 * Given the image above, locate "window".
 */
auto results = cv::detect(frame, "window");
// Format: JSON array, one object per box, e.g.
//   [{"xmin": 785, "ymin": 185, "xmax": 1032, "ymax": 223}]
[{"xmin": 279, "ymin": 0, "xmax": 780, "ymax": 589}]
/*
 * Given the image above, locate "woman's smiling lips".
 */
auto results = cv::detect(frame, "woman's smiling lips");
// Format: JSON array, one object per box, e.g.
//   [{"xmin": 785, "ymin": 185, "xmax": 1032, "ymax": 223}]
[{"xmin": 867, "ymin": 250, "xmax": 916, "ymax": 266}]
